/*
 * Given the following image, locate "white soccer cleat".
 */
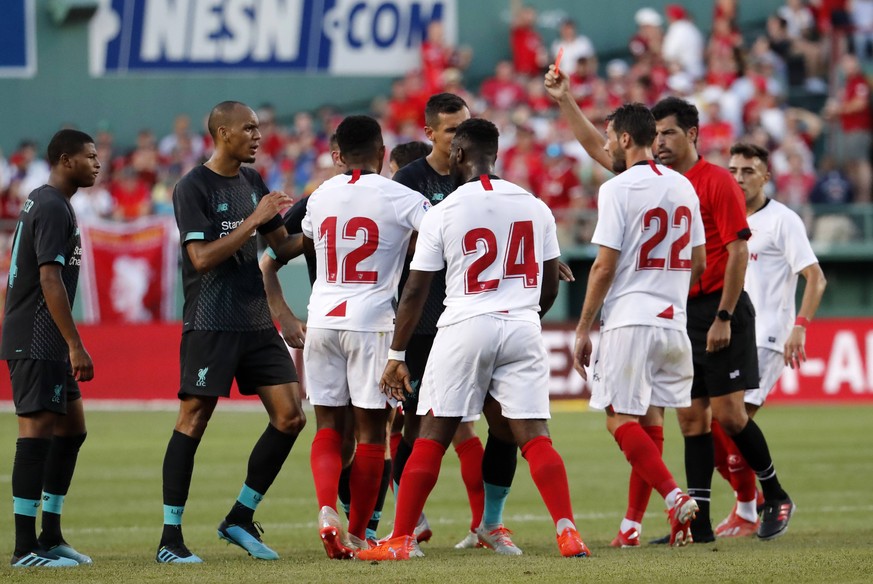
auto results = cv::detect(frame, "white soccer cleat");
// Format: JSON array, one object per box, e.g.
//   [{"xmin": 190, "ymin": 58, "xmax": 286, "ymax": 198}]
[{"xmin": 476, "ymin": 524, "xmax": 523, "ymax": 555}]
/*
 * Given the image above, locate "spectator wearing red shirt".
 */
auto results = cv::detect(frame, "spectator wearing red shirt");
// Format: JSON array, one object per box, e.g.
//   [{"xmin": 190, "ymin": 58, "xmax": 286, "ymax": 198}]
[
  {"xmin": 535, "ymin": 144, "xmax": 585, "ymax": 225},
  {"xmin": 824, "ymin": 53, "xmax": 872, "ymax": 201},
  {"xmin": 110, "ymin": 165, "xmax": 152, "ymax": 221},
  {"xmin": 481, "ymin": 61, "xmax": 527, "ymax": 110},
  {"xmin": 384, "ymin": 78, "xmax": 427, "ymax": 134},
  {"xmin": 499, "ymin": 124, "xmax": 544, "ymax": 192},
  {"xmin": 510, "ymin": 1, "xmax": 546, "ymax": 77}
]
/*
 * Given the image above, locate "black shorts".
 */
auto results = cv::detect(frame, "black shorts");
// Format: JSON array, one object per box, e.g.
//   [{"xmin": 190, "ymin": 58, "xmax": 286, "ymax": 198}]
[
  {"xmin": 179, "ymin": 328, "xmax": 297, "ymax": 398},
  {"xmin": 7, "ymin": 359, "xmax": 81, "ymax": 415},
  {"xmin": 688, "ymin": 291, "xmax": 759, "ymax": 399},
  {"xmin": 401, "ymin": 334, "xmax": 436, "ymax": 411}
]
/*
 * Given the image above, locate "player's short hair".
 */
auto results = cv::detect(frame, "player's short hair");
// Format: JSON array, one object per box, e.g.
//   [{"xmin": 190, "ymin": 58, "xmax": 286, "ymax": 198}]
[
  {"xmin": 390, "ymin": 141, "xmax": 432, "ymax": 169},
  {"xmin": 335, "ymin": 115, "xmax": 383, "ymax": 160},
  {"xmin": 454, "ymin": 118, "xmax": 499, "ymax": 159},
  {"xmin": 606, "ymin": 103, "xmax": 656, "ymax": 148},
  {"xmin": 47, "ymin": 129, "xmax": 94, "ymax": 165},
  {"xmin": 425, "ymin": 93, "xmax": 469, "ymax": 128},
  {"xmin": 328, "ymin": 132, "xmax": 339, "ymax": 152},
  {"xmin": 730, "ymin": 142, "xmax": 770, "ymax": 168},
  {"xmin": 207, "ymin": 101, "xmax": 249, "ymax": 139},
  {"xmin": 651, "ymin": 96, "xmax": 699, "ymax": 133}
]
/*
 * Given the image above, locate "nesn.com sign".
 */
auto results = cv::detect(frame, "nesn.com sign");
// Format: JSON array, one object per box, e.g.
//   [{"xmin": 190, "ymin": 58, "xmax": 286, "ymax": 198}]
[{"xmin": 88, "ymin": 0, "xmax": 456, "ymax": 76}]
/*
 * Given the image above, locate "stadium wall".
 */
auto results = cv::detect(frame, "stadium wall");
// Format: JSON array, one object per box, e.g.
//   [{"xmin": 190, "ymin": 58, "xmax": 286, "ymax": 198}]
[
  {"xmin": 1, "ymin": 0, "xmax": 783, "ymax": 154},
  {"xmin": 2, "ymin": 319, "xmax": 871, "ymax": 404}
]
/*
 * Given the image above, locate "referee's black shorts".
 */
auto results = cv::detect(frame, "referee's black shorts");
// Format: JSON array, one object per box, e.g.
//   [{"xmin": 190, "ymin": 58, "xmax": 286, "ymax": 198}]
[
  {"xmin": 179, "ymin": 328, "xmax": 297, "ymax": 398},
  {"xmin": 688, "ymin": 290, "xmax": 759, "ymax": 399}
]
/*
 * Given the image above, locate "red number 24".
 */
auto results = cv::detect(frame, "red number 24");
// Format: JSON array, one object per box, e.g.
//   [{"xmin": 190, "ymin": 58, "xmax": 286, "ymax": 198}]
[{"xmin": 463, "ymin": 220, "xmax": 539, "ymax": 294}]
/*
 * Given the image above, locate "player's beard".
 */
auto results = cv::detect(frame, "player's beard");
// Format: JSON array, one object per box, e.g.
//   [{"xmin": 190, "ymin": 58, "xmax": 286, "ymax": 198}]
[{"xmin": 611, "ymin": 147, "xmax": 628, "ymax": 174}]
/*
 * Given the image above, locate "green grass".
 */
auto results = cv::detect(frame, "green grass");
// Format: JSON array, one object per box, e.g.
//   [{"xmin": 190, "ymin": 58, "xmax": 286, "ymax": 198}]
[{"xmin": 2, "ymin": 404, "xmax": 872, "ymax": 583}]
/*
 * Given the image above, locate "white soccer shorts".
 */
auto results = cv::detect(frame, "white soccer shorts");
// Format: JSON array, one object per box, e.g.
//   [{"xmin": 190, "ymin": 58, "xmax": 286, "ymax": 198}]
[
  {"xmin": 304, "ymin": 327, "xmax": 393, "ymax": 409},
  {"xmin": 589, "ymin": 325, "xmax": 693, "ymax": 415},
  {"xmin": 744, "ymin": 347, "xmax": 784, "ymax": 406},
  {"xmin": 418, "ymin": 314, "xmax": 551, "ymax": 419}
]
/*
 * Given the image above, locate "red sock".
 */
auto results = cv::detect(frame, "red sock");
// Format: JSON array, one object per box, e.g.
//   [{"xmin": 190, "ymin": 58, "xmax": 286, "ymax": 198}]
[
  {"xmin": 521, "ymin": 436, "xmax": 575, "ymax": 525},
  {"xmin": 614, "ymin": 422, "xmax": 677, "ymax": 500},
  {"xmin": 455, "ymin": 436, "xmax": 485, "ymax": 530},
  {"xmin": 348, "ymin": 443, "xmax": 385, "ymax": 538},
  {"xmin": 625, "ymin": 425, "xmax": 663, "ymax": 522},
  {"xmin": 712, "ymin": 420, "xmax": 734, "ymax": 485},
  {"xmin": 394, "ymin": 439, "xmax": 446, "ymax": 536},
  {"xmin": 310, "ymin": 428, "xmax": 342, "ymax": 510},
  {"xmin": 389, "ymin": 432, "xmax": 402, "ymax": 462},
  {"xmin": 726, "ymin": 435, "xmax": 758, "ymax": 503}
]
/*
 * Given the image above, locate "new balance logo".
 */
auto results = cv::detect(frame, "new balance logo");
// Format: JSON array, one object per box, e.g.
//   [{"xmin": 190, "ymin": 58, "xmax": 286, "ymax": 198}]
[
  {"xmin": 217, "ymin": 202, "xmax": 229, "ymax": 212},
  {"xmin": 196, "ymin": 367, "xmax": 208, "ymax": 387},
  {"xmin": 729, "ymin": 369, "xmax": 740, "ymax": 379}
]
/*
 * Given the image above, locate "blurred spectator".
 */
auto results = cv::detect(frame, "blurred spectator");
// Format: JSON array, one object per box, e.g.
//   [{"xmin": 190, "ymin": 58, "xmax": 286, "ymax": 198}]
[
  {"xmin": 629, "ymin": 7, "xmax": 664, "ymax": 59},
  {"xmin": 110, "ymin": 166, "xmax": 151, "ymax": 221},
  {"xmin": 499, "ymin": 124, "xmax": 544, "ymax": 192},
  {"xmin": 128, "ymin": 129, "xmax": 163, "ymax": 186},
  {"xmin": 663, "ymin": 4, "xmax": 706, "ymax": 79},
  {"xmin": 849, "ymin": 0, "xmax": 873, "ymax": 62},
  {"xmin": 775, "ymin": 151, "xmax": 817, "ymax": 205},
  {"xmin": 810, "ymin": 155, "xmax": 855, "ymax": 203},
  {"xmin": 72, "ymin": 180, "xmax": 114, "ymax": 221},
  {"xmin": 698, "ymin": 88, "xmax": 736, "ymax": 159},
  {"xmin": 256, "ymin": 104, "xmax": 289, "ymax": 162},
  {"xmin": 823, "ymin": 53, "xmax": 873, "ymax": 201},
  {"xmin": 384, "ymin": 77, "xmax": 427, "ymax": 134},
  {"xmin": 9, "ymin": 140, "xmax": 50, "ymax": 197},
  {"xmin": 420, "ymin": 19, "xmax": 472, "ymax": 94},
  {"xmin": 481, "ymin": 60, "xmax": 527, "ymax": 110},
  {"xmin": 510, "ymin": 0, "xmax": 547, "ymax": 77},
  {"xmin": 777, "ymin": 0, "xmax": 826, "ymax": 84},
  {"xmin": 159, "ymin": 114, "xmax": 204, "ymax": 161},
  {"xmin": 441, "ymin": 68, "xmax": 477, "ymax": 110},
  {"xmin": 551, "ymin": 18, "xmax": 595, "ymax": 72},
  {"xmin": 714, "ymin": 0, "xmax": 738, "ymax": 25}
]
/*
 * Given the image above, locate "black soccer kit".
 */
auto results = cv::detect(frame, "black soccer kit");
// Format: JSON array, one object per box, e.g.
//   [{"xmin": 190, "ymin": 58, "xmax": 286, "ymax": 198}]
[
  {"xmin": 173, "ymin": 165, "xmax": 296, "ymax": 397},
  {"xmin": 392, "ymin": 157, "xmax": 454, "ymax": 390},
  {"xmin": 1, "ymin": 186, "xmax": 82, "ymax": 414}
]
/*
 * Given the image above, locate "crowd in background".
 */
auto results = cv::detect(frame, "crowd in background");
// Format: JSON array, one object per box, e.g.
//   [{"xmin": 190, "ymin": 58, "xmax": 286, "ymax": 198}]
[{"xmin": 1, "ymin": 0, "xmax": 871, "ymax": 252}]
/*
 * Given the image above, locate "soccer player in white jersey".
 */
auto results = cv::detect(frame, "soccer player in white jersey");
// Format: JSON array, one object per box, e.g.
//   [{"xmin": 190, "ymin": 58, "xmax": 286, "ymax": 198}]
[
  {"xmin": 711, "ymin": 143, "xmax": 827, "ymax": 538},
  {"xmin": 301, "ymin": 115, "xmax": 431, "ymax": 559},
  {"xmin": 358, "ymin": 118, "xmax": 590, "ymax": 561},
  {"xmin": 573, "ymin": 103, "xmax": 707, "ymax": 547}
]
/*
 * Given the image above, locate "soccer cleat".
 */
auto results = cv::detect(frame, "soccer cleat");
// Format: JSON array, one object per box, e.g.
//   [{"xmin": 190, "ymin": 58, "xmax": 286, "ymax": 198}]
[
  {"xmin": 556, "ymin": 527, "xmax": 591, "ymax": 558},
  {"xmin": 476, "ymin": 525, "xmax": 523, "ymax": 556},
  {"xmin": 715, "ymin": 506, "xmax": 760, "ymax": 538},
  {"xmin": 45, "ymin": 543, "xmax": 93, "ymax": 565},
  {"xmin": 454, "ymin": 530, "xmax": 484, "ymax": 549},
  {"xmin": 346, "ymin": 533, "xmax": 374, "ymax": 551},
  {"xmin": 318, "ymin": 506, "xmax": 355, "ymax": 560},
  {"xmin": 355, "ymin": 535, "xmax": 424, "ymax": 561},
  {"xmin": 217, "ymin": 520, "xmax": 278, "ymax": 560},
  {"xmin": 610, "ymin": 527, "xmax": 641, "ymax": 548},
  {"xmin": 414, "ymin": 512, "xmax": 433, "ymax": 543},
  {"xmin": 155, "ymin": 542, "xmax": 204, "ymax": 564},
  {"xmin": 668, "ymin": 493, "xmax": 699, "ymax": 547},
  {"xmin": 757, "ymin": 497, "xmax": 795, "ymax": 541},
  {"xmin": 11, "ymin": 549, "xmax": 78, "ymax": 568}
]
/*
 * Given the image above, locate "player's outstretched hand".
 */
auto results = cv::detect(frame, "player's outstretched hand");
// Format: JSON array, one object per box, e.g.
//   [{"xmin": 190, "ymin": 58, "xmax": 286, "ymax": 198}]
[
  {"xmin": 380, "ymin": 360, "xmax": 412, "ymax": 401},
  {"xmin": 252, "ymin": 191, "xmax": 293, "ymax": 226},
  {"xmin": 573, "ymin": 331, "xmax": 592, "ymax": 380},
  {"xmin": 544, "ymin": 64, "xmax": 570, "ymax": 102},
  {"xmin": 558, "ymin": 260, "xmax": 575, "ymax": 282},
  {"xmin": 279, "ymin": 313, "xmax": 306, "ymax": 349},
  {"xmin": 784, "ymin": 326, "xmax": 807, "ymax": 369},
  {"xmin": 70, "ymin": 344, "xmax": 94, "ymax": 382}
]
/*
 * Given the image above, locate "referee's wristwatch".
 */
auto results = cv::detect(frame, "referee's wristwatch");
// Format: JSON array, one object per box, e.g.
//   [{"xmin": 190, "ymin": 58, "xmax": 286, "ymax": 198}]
[{"xmin": 716, "ymin": 309, "xmax": 733, "ymax": 322}]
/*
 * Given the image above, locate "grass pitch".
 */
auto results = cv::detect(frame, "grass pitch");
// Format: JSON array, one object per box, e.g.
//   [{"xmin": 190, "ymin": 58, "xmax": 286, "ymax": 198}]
[{"xmin": 1, "ymin": 403, "xmax": 871, "ymax": 583}]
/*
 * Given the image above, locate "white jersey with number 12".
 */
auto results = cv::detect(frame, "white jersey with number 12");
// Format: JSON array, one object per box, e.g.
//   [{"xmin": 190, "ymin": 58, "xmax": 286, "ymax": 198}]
[{"xmin": 302, "ymin": 170, "xmax": 430, "ymax": 331}]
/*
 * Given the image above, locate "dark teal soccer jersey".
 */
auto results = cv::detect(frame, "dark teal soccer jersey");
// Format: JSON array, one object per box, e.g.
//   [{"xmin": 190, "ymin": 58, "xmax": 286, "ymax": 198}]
[
  {"xmin": 1, "ymin": 186, "xmax": 81, "ymax": 361},
  {"xmin": 173, "ymin": 165, "xmax": 282, "ymax": 332}
]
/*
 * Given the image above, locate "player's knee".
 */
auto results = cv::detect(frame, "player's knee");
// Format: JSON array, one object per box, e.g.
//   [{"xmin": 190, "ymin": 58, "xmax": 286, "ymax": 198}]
[{"xmin": 273, "ymin": 410, "xmax": 306, "ymax": 435}]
